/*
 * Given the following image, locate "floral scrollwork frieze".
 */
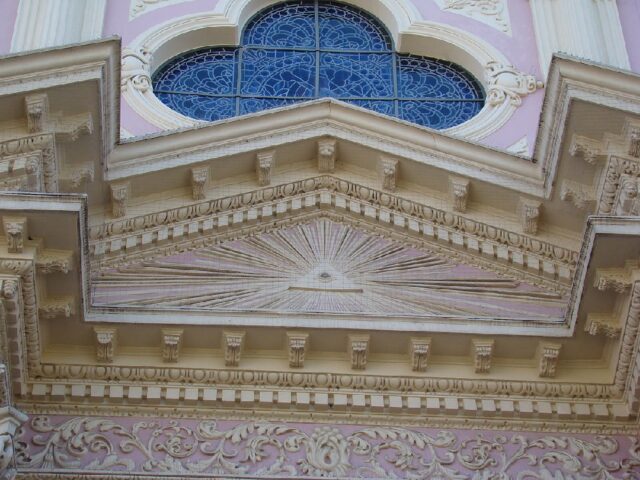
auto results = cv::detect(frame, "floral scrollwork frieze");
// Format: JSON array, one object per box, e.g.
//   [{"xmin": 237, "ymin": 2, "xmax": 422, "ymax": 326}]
[
  {"xmin": 14, "ymin": 416, "xmax": 640, "ymax": 478},
  {"xmin": 485, "ymin": 61, "xmax": 544, "ymax": 107}
]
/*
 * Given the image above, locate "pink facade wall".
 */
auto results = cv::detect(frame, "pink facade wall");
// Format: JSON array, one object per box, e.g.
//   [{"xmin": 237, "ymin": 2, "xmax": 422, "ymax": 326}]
[
  {"xmin": 0, "ymin": 0, "xmax": 20, "ymax": 56},
  {"xmin": 13, "ymin": 414, "xmax": 640, "ymax": 478},
  {"xmin": 618, "ymin": 0, "xmax": 640, "ymax": 72}
]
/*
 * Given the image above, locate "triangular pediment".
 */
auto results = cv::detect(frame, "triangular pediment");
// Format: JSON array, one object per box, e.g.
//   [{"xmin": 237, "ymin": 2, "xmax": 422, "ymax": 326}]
[{"xmin": 93, "ymin": 218, "xmax": 567, "ymax": 322}]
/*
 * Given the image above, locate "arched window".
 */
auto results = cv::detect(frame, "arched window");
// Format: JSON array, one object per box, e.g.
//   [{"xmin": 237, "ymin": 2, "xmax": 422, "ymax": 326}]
[{"xmin": 153, "ymin": 0, "xmax": 485, "ymax": 129}]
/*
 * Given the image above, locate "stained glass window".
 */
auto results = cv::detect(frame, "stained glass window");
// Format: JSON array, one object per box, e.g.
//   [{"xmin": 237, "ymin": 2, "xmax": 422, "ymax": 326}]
[{"xmin": 153, "ymin": 0, "xmax": 485, "ymax": 129}]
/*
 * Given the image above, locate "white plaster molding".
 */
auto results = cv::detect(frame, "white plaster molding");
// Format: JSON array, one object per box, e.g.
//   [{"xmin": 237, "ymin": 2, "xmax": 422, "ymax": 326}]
[
  {"xmin": 594, "ymin": 265, "xmax": 634, "ymax": 294},
  {"xmin": 485, "ymin": 62, "xmax": 543, "ymax": 107},
  {"xmin": 472, "ymin": 339, "xmax": 493, "ymax": 374},
  {"xmin": 506, "ymin": 136, "xmax": 529, "ymax": 157},
  {"xmin": 433, "ymin": 0, "xmax": 511, "ymax": 35},
  {"xmin": 538, "ymin": 342, "xmax": 561, "ymax": 378},
  {"xmin": 2, "ymin": 217, "xmax": 27, "ymax": 254},
  {"xmin": 130, "ymin": 0, "xmax": 198, "ymax": 19},
  {"xmin": 528, "ymin": 0, "xmax": 630, "ymax": 77},
  {"xmin": 94, "ymin": 327, "xmax": 117, "ymax": 363},
  {"xmin": 110, "ymin": 183, "xmax": 130, "ymax": 219},
  {"xmin": 409, "ymin": 337, "xmax": 431, "ymax": 372},
  {"xmin": 256, "ymin": 150, "xmax": 275, "ymax": 187},
  {"xmin": 190, "ymin": 166, "xmax": 209, "ymax": 201},
  {"xmin": 223, "ymin": 331, "xmax": 245, "ymax": 367},
  {"xmin": 11, "ymin": 0, "xmax": 107, "ymax": 53},
  {"xmin": 213, "ymin": 0, "xmax": 422, "ymax": 40},
  {"xmin": 286, "ymin": 332, "xmax": 309, "ymax": 369},
  {"xmin": 161, "ymin": 328, "xmax": 183, "ymax": 363},
  {"xmin": 317, "ymin": 138, "xmax": 337, "ymax": 174},
  {"xmin": 348, "ymin": 334, "xmax": 369, "ymax": 371},
  {"xmin": 518, "ymin": 198, "xmax": 542, "ymax": 235},
  {"xmin": 449, "ymin": 176, "xmax": 470, "ymax": 213},
  {"xmin": 378, "ymin": 157, "xmax": 398, "ymax": 192}
]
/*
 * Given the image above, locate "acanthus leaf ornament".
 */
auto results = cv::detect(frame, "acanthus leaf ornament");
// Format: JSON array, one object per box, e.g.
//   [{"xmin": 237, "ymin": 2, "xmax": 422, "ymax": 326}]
[
  {"xmin": 439, "ymin": 0, "xmax": 511, "ymax": 34},
  {"xmin": 121, "ymin": 47, "xmax": 152, "ymax": 94},
  {"xmin": 485, "ymin": 61, "xmax": 543, "ymax": 107},
  {"xmin": 13, "ymin": 416, "xmax": 640, "ymax": 478}
]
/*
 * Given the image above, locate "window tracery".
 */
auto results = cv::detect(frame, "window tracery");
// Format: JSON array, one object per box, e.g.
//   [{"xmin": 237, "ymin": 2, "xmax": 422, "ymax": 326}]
[{"xmin": 152, "ymin": 0, "xmax": 485, "ymax": 129}]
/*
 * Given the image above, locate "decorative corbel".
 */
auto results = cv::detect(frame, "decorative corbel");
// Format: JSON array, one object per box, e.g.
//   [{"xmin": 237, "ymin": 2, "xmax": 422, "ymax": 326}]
[
  {"xmin": 66, "ymin": 164, "xmax": 94, "ymax": 188},
  {"xmin": 94, "ymin": 327, "xmax": 117, "ymax": 363},
  {"xmin": 287, "ymin": 331, "xmax": 309, "ymax": 368},
  {"xmin": 161, "ymin": 328, "xmax": 183, "ymax": 363},
  {"xmin": 538, "ymin": 342, "xmax": 561, "ymax": 378},
  {"xmin": 110, "ymin": 182, "xmax": 130, "ymax": 218},
  {"xmin": 518, "ymin": 198, "xmax": 542, "ymax": 235},
  {"xmin": 2, "ymin": 217, "xmax": 27, "ymax": 254},
  {"xmin": 594, "ymin": 266, "xmax": 633, "ymax": 293},
  {"xmin": 560, "ymin": 180, "xmax": 595, "ymax": 211},
  {"xmin": 36, "ymin": 250, "xmax": 73, "ymax": 274},
  {"xmin": 256, "ymin": 150, "xmax": 275, "ymax": 186},
  {"xmin": 378, "ymin": 157, "xmax": 398, "ymax": 192},
  {"xmin": 586, "ymin": 313, "xmax": 622, "ymax": 339},
  {"xmin": 223, "ymin": 331, "xmax": 245, "ymax": 367},
  {"xmin": 569, "ymin": 135, "xmax": 602, "ymax": 165},
  {"xmin": 317, "ymin": 138, "xmax": 337, "ymax": 173},
  {"xmin": 25, "ymin": 93, "xmax": 49, "ymax": 133},
  {"xmin": 191, "ymin": 166, "xmax": 209, "ymax": 200},
  {"xmin": 348, "ymin": 334, "xmax": 369, "ymax": 370},
  {"xmin": 485, "ymin": 61, "xmax": 543, "ymax": 106},
  {"xmin": 450, "ymin": 176, "xmax": 470, "ymax": 213},
  {"xmin": 39, "ymin": 296, "xmax": 74, "ymax": 319},
  {"xmin": 472, "ymin": 339, "xmax": 494, "ymax": 374},
  {"xmin": 409, "ymin": 337, "xmax": 431, "ymax": 372}
]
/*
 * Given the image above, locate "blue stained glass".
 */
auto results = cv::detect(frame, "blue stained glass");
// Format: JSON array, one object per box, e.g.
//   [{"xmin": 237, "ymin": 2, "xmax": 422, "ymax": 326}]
[
  {"xmin": 156, "ymin": 93, "xmax": 236, "ymax": 122},
  {"xmin": 243, "ymin": 1, "xmax": 316, "ymax": 48},
  {"xmin": 399, "ymin": 101, "xmax": 483, "ymax": 129},
  {"xmin": 398, "ymin": 55, "xmax": 484, "ymax": 100},
  {"xmin": 152, "ymin": 1, "xmax": 486, "ymax": 130},
  {"xmin": 346, "ymin": 99, "xmax": 394, "ymax": 115},
  {"xmin": 242, "ymin": 49, "xmax": 316, "ymax": 97},
  {"xmin": 319, "ymin": 2, "xmax": 392, "ymax": 51},
  {"xmin": 319, "ymin": 53, "xmax": 394, "ymax": 98},
  {"xmin": 154, "ymin": 48, "xmax": 236, "ymax": 95},
  {"xmin": 240, "ymin": 98, "xmax": 304, "ymax": 115}
]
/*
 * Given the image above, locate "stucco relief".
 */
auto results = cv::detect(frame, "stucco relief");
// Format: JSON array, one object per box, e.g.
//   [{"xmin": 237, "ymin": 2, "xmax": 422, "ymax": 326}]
[
  {"xmin": 14, "ymin": 416, "xmax": 640, "ymax": 478},
  {"xmin": 433, "ymin": 0, "xmax": 511, "ymax": 35},
  {"xmin": 129, "ymin": 0, "xmax": 198, "ymax": 19},
  {"xmin": 92, "ymin": 218, "xmax": 566, "ymax": 320}
]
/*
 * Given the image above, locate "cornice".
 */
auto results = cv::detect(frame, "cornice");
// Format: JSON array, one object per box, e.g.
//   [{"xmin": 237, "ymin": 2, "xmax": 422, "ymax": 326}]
[{"xmin": 107, "ymin": 102, "xmax": 544, "ymax": 196}]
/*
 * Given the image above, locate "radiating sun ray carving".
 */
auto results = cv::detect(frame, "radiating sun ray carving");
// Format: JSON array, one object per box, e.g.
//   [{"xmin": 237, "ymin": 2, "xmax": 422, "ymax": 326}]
[{"xmin": 93, "ymin": 219, "xmax": 567, "ymax": 320}]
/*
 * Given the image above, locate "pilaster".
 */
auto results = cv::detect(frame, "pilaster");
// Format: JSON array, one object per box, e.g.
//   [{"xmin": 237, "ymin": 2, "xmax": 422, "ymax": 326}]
[{"xmin": 529, "ymin": 0, "xmax": 629, "ymax": 76}]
